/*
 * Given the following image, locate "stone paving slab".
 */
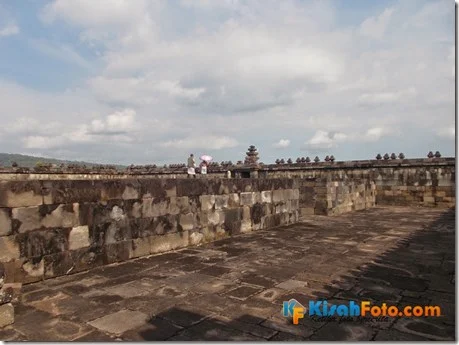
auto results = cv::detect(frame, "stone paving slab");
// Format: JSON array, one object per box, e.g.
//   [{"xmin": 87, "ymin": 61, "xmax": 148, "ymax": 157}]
[{"xmin": 1, "ymin": 206, "xmax": 455, "ymax": 341}]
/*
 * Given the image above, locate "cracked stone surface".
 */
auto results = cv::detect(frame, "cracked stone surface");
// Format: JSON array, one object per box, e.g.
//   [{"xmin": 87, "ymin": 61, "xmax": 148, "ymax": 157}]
[{"xmin": 0, "ymin": 206, "xmax": 455, "ymax": 341}]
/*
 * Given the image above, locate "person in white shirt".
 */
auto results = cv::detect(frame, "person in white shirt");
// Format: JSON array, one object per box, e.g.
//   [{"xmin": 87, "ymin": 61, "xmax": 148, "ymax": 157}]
[{"xmin": 187, "ymin": 154, "xmax": 196, "ymax": 178}]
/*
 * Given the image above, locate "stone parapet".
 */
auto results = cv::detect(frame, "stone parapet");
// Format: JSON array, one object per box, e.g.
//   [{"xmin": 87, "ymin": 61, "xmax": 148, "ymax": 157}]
[
  {"xmin": 0, "ymin": 178, "xmax": 299, "ymax": 287},
  {"xmin": 0, "ymin": 157, "xmax": 454, "ymax": 181}
]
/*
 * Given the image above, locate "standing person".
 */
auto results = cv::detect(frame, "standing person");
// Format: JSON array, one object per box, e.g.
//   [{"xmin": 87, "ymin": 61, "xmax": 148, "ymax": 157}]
[
  {"xmin": 200, "ymin": 160, "xmax": 208, "ymax": 175},
  {"xmin": 187, "ymin": 154, "xmax": 196, "ymax": 178}
]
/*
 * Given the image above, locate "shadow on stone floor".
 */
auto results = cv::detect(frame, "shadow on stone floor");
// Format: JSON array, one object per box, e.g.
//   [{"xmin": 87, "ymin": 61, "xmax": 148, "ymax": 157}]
[
  {"xmin": 117, "ymin": 207, "xmax": 456, "ymax": 341},
  {"xmin": 1, "ymin": 207, "xmax": 456, "ymax": 341}
]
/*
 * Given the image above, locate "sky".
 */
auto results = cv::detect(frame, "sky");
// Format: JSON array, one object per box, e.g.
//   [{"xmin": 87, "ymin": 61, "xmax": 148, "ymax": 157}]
[{"xmin": 0, "ymin": 0, "xmax": 455, "ymax": 165}]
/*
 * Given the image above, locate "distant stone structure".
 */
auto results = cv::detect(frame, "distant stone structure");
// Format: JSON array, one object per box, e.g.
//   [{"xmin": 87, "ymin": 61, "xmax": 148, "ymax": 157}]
[{"xmin": 244, "ymin": 145, "xmax": 259, "ymax": 165}]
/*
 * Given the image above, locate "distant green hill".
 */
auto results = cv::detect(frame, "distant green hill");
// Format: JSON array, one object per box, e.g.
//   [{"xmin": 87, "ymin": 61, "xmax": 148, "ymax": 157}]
[{"xmin": 0, "ymin": 153, "xmax": 127, "ymax": 170}]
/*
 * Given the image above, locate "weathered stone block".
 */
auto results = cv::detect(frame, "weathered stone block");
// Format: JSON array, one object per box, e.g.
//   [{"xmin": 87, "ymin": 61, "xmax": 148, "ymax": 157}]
[
  {"xmin": 44, "ymin": 181, "xmax": 101, "ymax": 204},
  {"xmin": 129, "ymin": 237, "xmax": 151, "ymax": 259},
  {"xmin": 423, "ymin": 196, "xmax": 435, "ymax": 203},
  {"xmin": 40, "ymin": 203, "xmax": 80, "ymax": 229},
  {"xmin": 215, "ymin": 195, "xmax": 229, "ymax": 210},
  {"xmin": 150, "ymin": 231, "xmax": 189, "ymax": 254},
  {"xmin": 0, "ymin": 209, "xmax": 12, "ymax": 237},
  {"xmin": 272, "ymin": 190, "xmax": 285, "ymax": 203},
  {"xmin": 290, "ymin": 199, "xmax": 299, "ymax": 210},
  {"xmin": 200, "ymin": 226, "xmax": 216, "ymax": 242},
  {"xmin": 200, "ymin": 195, "xmax": 216, "ymax": 211},
  {"xmin": 154, "ymin": 215, "xmax": 178, "ymax": 235},
  {"xmin": 242, "ymin": 206, "xmax": 251, "ymax": 221},
  {"xmin": 223, "ymin": 208, "xmax": 242, "ymax": 235},
  {"xmin": 251, "ymin": 203, "xmax": 264, "ymax": 225},
  {"xmin": 0, "ymin": 236, "xmax": 20, "ymax": 262},
  {"xmin": 100, "ymin": 181, "xmax": 128, "ymax": 201},
  {"xmin": 292, "ymin": 189, "xmax": 300, "ymax": 200},
  {"xmin": 142, "ymin": 197, "xmax": 169, "ymax": 218},
  {"xmin": 217, "ymin": 182, "xmax": 230, "ymax": 195},
  {"xmin": 228, "ymin": 193, "xmax": 240, "ymax": 208},
  {"xmin": 130, "ymin": 201, "xmax": 142, "ymax": 218},
  {"xmin": 252, "ymin": 221, "xmax": 262, "ymax": 231},
  {"xmin": 179, "ymin": 213, "xmax": 195, "ymax": 231},
  {"xmin": 139, "ymin": 179, "xmax": 168, "ymax": 199},
  {"xmin": 207, "ymin": 210, "xmax": 221, "ymax": 226},
  {"xmin": 0, "ymin": 283, "xmax": 18, "ymax": 304},
  {"xmin": 162, "ymin": 179, "xmax": 177, "ymax": 198},
  {"xmin": 102, "ymin": 213, "xmax": 132, "ymax": 245},
  {"xmin": 21, "ymin": 257, "xmax": 45, "ymax": 282},
  {"xmin": 314, "ymin": 200, "xmax": 328, "ymax": 215},
  {"xmin": 11, "ymin": 206, "xmax": 40, "ymax": 233},
  {"xmin": 216, "ymin": 225, "xmax": 228, "ymax": 240},
  {"xmin": 2, "ymin": 256, "xmax": 44, "ymax": 284},
  {"xmin": 122, "ymin": 185, "xmax": 140, "ymax": 200},
  {"xmin": 285, "ymin": 189, "xmax": 294, "ymax": 200},
  {"xmin": 240, "ymin": 192, "xmax": 255, "ymax": 206},
  {"xmin": 69, "ymin": 225, "xmax": 90, "ymax": 250},
  {"xmin": 174, "ymin": 196, "xmax": 190, "ymax": 213},
  {"xmin": 274, "ymin": 203, "xmax": 288, "ymax": 214},
  {"xmin": 0, "ymin": 181, "xmax": 43, "ymax": 208},
  {"xmin": 70, "ymin": 247, "xmax": 105, "ymax": 274},
  {"xmin": 41, "ymin": 255, "xmax": 63, "ymax": 280},
  {"xmin": 105, "ymin": 241, "xmax": 131, "ymax": 265},
  {"xmin": 253, "ymin": 192, "xmax": 262, "ymax": 204},
  {"xmin": 17, "ymin": 229, "xmax": 69, "ymax": 258},
  {"xmin": 0, "ymin": 303, "xmax": 14, "ymax": 328},
  {"xmin": 264, "ymin": 203, "xmax": 273, "ymax": 216},
  {"xmin": 167, "ymin": 197, "xmax": 179, "ymax": 215},
  {"xmin": 130, "ymin": 215, "xmax": 177, "ymax": 239},
  {"xmin": 241, "ymin": 221, "xmax": 252, "ymax": 233},
  {"xmin": 261, "ymin": 215, "xmax": 275, "ymax": 229},
  {"xmin": 189, "ymin": 231, "xmax": 204, "ymax": 246},
  {"xmin": 260, "ymin": 191, "xmax": 272, "ymax": 203},
  {"xmin": 176, "ymin": 179, "xmax": 209, "ymax": 197}
]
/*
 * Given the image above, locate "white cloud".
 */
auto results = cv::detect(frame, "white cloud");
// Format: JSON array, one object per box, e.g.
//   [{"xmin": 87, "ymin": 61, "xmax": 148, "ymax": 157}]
[
  {"xmin": 437, "ymin": 127, "xmax": 455, "ymax": 139},
  {"xmin": 0, "ymin": 0, "xmax": 455, "ymax": 163},
  {"xmin": 304, "ymin": 127, "xmax": 391, "ymax": 151},
  {"xmin": 0, "ymin": 23, "xmax": 19, "ymax": 37},
  {"xmin": 358, "ymin": 88, "xmax": 417, "ymax": 106},
  {"xmin": 306, "ymin": 130, "xmax": 348, "ymax": 150},
  {"xmin": 161, "ymin": 136, "xmax": 238, "ymax": 150},
  {"xmin": 41, "ymin": 0, "xmax": 153, "ymax": 28},
  {"xmin": 156, "ymin": 81, "xmax": 206, "ymax": 101},
  {"xmin": 88, "ymin": 109, "xmax": 137, "ymax": 134},
  {"xmin": 360, "ymin": 7, "xmax": 394, "ymax": 39},
  {"xmin": 273, "ymin": 139, "xmax": 290, "ymax": 148},
  {"xmin": 363, "ymin": 127, "xmax": 389, "ymax": 142},
  {"xmin": 17, "ymin": 109, "xmax": 138, "ymax": 149}
]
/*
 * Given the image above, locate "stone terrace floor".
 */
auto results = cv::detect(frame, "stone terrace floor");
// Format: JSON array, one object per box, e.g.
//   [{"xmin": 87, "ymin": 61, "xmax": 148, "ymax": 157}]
[{"xmin": 1, "ymin": 206, "xmax": 455, "ymax": 341}]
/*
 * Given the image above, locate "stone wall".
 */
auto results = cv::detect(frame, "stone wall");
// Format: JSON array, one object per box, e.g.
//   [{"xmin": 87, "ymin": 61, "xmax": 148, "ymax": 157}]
[
  {"xmin": 0, "ymin": 178, "xmax": 299, "ymax": 287},
  {"xmin": 297, "ymin": 177, "xmax": 376, "ymax": 217},
  {"xmin": 374, "ymin": 165, "xmax": 455, "ymax": 207},
  {"xmin": 264, "ymin": 158, "xmax": 455, "ymax": 211}
]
